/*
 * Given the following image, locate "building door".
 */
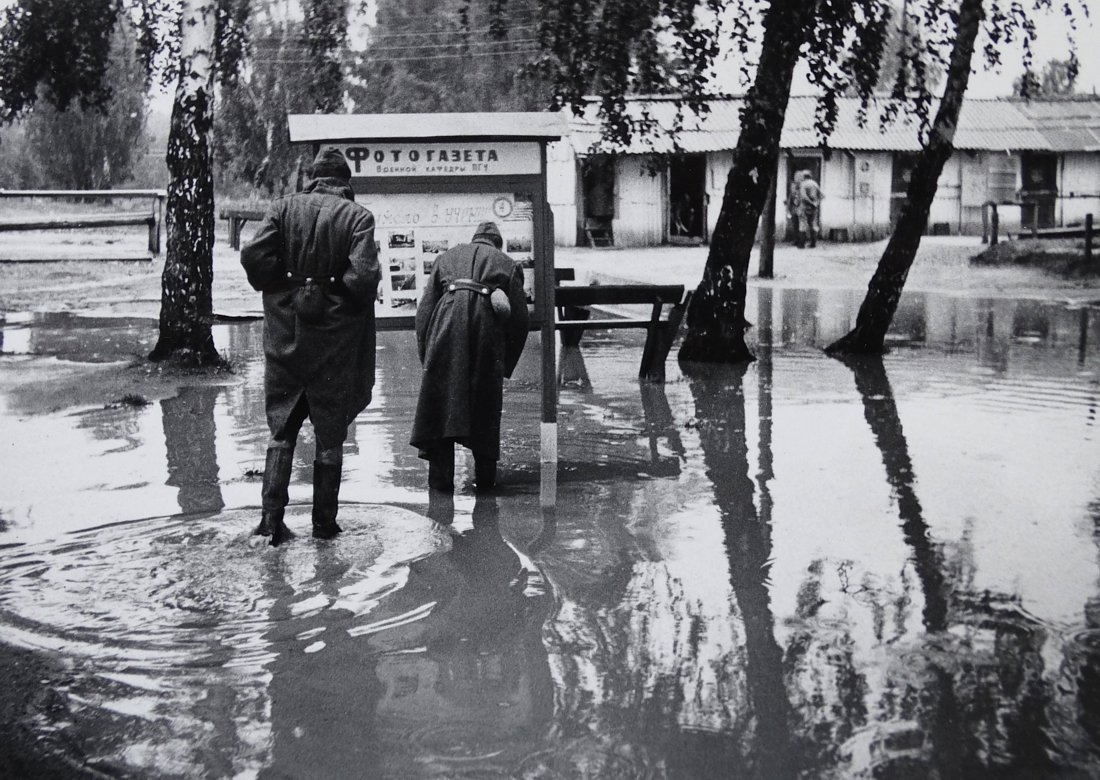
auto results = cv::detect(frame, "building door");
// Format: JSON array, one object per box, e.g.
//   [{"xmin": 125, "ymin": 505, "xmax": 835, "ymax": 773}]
[
  {"xmin": 786, "ymin": 155, "xmax": 822, "ymax": 241},
  {"xmin": 668, "ymin": 154, "xmax": 706, "ymax": 244},
  {"xmin": 582, "ymin": 155, "xmax": 616, "ymax": 246},
  {"xmin": 1020, "ymin": 152, "xmax": 1057, "ymax": 230},
  {"xmin": 890, "ymin": 151, "xmax": 921, "ymax": 227}
]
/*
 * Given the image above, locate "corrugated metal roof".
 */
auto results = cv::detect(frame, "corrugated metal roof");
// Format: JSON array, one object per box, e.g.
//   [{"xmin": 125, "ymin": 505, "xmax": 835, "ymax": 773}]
[
  {"xmin": 288, "ymin": 112, "xmax": 568, "ymax": 143},
  {"xmin": 565, "ymin": 95, "xmax": 1100, "ymax": 155},
  {"xmin": 781, "ymin": 97, "xmax": 927, "ymax": 150},
  {"xmin": 955, "ymin": 100, "xmax": 1051, "ymax": 151},
  {"xmin": 567, "ymin": 100, "xmax": 741, "ymax": 154},
  {"xmin": 1039, "ymin": 127, "xmax": 1100, "ymax": 152},
  {"xmin": 1013, "ymin": 98, "xmax": 1100, "ymax": 151}
]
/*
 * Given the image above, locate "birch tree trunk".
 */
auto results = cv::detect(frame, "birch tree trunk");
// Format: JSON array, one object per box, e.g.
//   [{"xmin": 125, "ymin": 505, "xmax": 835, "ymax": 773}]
[
  {"xmin": 149, "ymin": 0, "xmax": 220, "ymax": 366},
  {"xmin": 677, "ymin": 0, "xmax": 815, "ymax": 365},
  {"xmin": 825, "ymin": 0, "xmax": 984, "ymax": 355}
]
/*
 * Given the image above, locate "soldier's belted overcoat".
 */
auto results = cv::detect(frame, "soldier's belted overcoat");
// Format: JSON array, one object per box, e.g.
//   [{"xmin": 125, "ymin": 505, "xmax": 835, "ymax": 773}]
[
  {"xmin": 241, "ymin": 178, "xmax": 380, "ymax": 446},
  {"xmin": 410, "ymin": 237, "xmax": 529, "ymax": 460}
]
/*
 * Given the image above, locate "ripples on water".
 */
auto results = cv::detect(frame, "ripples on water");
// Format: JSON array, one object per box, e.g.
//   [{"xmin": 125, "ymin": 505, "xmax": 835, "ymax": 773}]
[{"xmin": 0, "ymin": 288, "xmax": 1098, "ymax": 778}]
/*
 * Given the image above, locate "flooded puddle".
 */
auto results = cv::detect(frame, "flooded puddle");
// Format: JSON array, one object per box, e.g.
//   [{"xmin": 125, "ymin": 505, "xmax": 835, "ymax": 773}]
[{"xmin": 1, "ymin": 287, "xmax": 1099, "ymax": 777}]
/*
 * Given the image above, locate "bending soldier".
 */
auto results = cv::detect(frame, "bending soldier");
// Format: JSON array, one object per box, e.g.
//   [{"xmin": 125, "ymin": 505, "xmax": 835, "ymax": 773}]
[{"xmin": 411, "ymin": 221, "xmax": 529, "ymax": 493}]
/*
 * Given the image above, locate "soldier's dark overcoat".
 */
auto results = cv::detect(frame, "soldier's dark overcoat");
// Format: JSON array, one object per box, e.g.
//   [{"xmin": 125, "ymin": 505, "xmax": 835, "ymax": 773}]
[
  {"xmin": 241, "ymin": 178, "xmax": 380, "ymax": 446},
  {"xmin": 410, "ymin": 237, "xmax": 529, "ymax": 460}
]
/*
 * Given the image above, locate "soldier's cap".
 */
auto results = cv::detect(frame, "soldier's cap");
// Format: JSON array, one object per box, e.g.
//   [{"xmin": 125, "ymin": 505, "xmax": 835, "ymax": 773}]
[
  {"xmin": 473, "ymin": 221, "xmax": 503, "ymax": 249},
  {"xmin": 311, "ymin": 147, "xmax": 352, "ymax": 181}
]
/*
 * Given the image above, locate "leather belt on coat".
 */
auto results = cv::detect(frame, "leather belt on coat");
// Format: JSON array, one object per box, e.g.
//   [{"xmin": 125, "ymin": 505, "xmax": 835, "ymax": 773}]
[
  {"xmin": 271, "ymin": 271, "xmax": 347, "ymax": 295},
  {"xmin": 446, "ymin": 278, "xmax": 491, "ymax": 296}
]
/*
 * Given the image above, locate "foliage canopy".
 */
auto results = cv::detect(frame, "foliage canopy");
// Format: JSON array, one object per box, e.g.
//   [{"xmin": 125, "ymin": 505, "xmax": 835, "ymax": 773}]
[{"xmin": 514, "ymin": 0, "xmax": 1087, "ymax": 148}]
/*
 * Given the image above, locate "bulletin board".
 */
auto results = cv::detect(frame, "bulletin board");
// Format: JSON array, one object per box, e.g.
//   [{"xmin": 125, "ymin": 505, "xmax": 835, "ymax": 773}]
[
  {"xmin": 288, "ymin": 112, "xmax": 566, "ymax": 481},
  {"xmin": 360, "ymin": 190, "xmax": 537, "ymax": 314},
  {"xmin": 286, "ymin": 119, "xmax": 563, "ymax": 329}
]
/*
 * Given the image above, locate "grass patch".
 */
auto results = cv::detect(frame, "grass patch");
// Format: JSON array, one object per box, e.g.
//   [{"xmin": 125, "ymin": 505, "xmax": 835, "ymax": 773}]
[{"xmin": 971, "ymin": 238, "xmax": 1100, "ymax": 278}]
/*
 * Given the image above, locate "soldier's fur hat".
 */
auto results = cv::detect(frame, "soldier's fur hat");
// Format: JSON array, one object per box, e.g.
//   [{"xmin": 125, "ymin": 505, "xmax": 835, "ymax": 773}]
[
  {"xmin": 473, "ymin": 221, "xmax": 503, "ymax": 249},
  {"xmin": 310, "ymin": 147, "xmax": 352, "ymax": 181}
]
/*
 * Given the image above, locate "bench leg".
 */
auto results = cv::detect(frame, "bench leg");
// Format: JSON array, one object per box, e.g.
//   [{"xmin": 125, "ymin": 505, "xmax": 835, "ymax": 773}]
[
  {"xmin": 639, "ymin": 302, "xmax": 665, "ymax": 380},
  {"xmin": 558, "ymin": 306, "xmax": 590, "ymax": 346},
  {"xmin": 230, "ymin": 219, "xmax": 241, "ymax": 251},
  {"xmin": 640, "ymin": 297, "xmax": 689, "ymax": 383},
  {"xmin": 151, "ymin": 196, "xmax": 162, "ymax": 255}
]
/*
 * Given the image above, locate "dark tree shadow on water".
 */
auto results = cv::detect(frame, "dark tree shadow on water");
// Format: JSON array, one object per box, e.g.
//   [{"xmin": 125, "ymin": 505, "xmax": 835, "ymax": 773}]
[
  {"xmin": 685, "ymin": 361, "xmax": 796, "ymax": 780},
  {"xmin": 837, "ymin": 354, "xmax": 1088, "ymax": 778},
  {"xmin": 161, "ymin": 386, "xmax": 224, "ymax": 515},
  {"xmin": 838, "ymin": 354, "xmax": 968, "ymax": 778},
  {"xmin": 839, "ymin": 355, "xmax": 948, "ymax": 632}
]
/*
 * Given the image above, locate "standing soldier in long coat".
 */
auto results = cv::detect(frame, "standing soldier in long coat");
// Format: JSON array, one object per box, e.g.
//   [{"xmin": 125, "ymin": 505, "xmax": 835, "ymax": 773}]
[
  {"xmin": 798, "ymin": 170, "xmax": 824, "ymax": 248},
  {"xmin": 411, "ymin": 221, "xmax": 529, "ymax": 493},
  {"xmin": 241, "ymin": 148, "xmax": 380, "ymax": 545}
]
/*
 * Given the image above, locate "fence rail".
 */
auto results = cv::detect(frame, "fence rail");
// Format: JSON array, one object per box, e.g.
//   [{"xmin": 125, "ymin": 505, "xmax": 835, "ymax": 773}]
[{"xmin": 0, "ymin": 189, "xmax": 166, "ymax": 256}]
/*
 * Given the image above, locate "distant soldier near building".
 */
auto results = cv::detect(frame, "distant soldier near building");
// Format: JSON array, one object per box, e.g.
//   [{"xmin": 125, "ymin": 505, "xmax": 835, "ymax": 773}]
[
  {"xmin": 788, "ymin": 170, "xmax": 806, "ymax": 246},
  {"xmin": 797, "ymin": 170, "xmax": 823, "ymax": 248},
  {"xmin": 241, "ymin": 148, "xmax": 381, "ymax": 546}
]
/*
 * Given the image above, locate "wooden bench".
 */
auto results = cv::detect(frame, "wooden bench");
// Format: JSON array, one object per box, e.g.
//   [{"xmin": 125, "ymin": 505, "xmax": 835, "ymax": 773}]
[
  {"xmin": 220, "ymin": 208, "xmax": 266, "ymax": 250},
  {"xmin": 0, "ymin": 189, "xmax": 165, "ymax": 255},
  {"xmin": 554, "ymin": 282, "xmax": 688, "ymax": 381},
  {"xmin": 375, "ymin": 269, "xmax": 689, "ymax": 382}
]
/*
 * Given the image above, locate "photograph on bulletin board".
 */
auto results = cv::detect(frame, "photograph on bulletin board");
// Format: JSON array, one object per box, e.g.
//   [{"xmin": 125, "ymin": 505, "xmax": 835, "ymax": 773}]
[{"xmin": 360, "ymin": 191, "xmax": 537, "ymax": 317}]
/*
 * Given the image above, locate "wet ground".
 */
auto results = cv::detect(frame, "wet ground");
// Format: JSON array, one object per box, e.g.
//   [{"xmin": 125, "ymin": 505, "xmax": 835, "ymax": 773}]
[{"xmin": 1, "ymin": 286, "xmax": 1099, "ymax": 778}]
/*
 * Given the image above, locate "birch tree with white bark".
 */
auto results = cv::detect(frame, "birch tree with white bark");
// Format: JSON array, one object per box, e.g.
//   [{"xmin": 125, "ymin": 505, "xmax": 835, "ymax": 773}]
[{"xmin": 0, "ymin": 0, "xmax": 248, "ymax": 366}]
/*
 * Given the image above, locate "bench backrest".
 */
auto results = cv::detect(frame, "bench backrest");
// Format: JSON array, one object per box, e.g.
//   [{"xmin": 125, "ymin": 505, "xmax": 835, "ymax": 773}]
[{"xmin": 555, "ymin": 284, "xmax": 685, "ymax": 307}]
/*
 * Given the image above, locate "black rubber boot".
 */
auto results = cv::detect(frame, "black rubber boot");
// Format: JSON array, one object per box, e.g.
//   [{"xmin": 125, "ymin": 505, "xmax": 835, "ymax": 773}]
[
  {"xmin": 312, "ymin": 461, "xmax": 343, "ymax": 539},
  {"xmin": 428, "ymin": 444, "xmax": 455, "ymax": 493},
  {"xmin": 474, "ymin": 457, "xmax": 497, "ymax": 493},
  {"xmin": 254, "ymin": 447, "xmax": 294, "ymax": 547},
  {"xmin": 427, "ymin": 490, "xmax": 455, "ymax": 526}
]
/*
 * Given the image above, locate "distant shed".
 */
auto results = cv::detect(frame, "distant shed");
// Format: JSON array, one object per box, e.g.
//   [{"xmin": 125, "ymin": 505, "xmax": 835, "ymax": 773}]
[{"xmin": 547, "ymin": 95, "xmax": 1100, "ymax": 247}]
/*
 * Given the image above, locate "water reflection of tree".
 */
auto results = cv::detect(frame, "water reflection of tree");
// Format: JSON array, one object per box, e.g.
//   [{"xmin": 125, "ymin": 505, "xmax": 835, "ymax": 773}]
[
  {"xmin": 1067, "ymin": 499, "xmax": 1100, "ymax": 758},
  {"xmin": 837, "ymin": 354, "xmax": 1094, "ymax": 776},
  {"xmin": 220, "ymin": 320, "xmax": 270, "ymax": 459},
  {"xmin": 161, "ymin": 386, "xmax": 224, "ymax": 515},
  {"xmin": 686, "ymin": 361, "xmax": 797, "ymax": 779},
  {"xmin": 538, "ymin": 331, "xmax": 802, "ymax": 777}
]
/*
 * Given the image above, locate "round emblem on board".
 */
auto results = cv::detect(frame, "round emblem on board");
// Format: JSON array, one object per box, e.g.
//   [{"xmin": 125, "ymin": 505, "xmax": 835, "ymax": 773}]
[{"xmin": 492, "ymin": 197, "xmax": 513, "ymax": 218}]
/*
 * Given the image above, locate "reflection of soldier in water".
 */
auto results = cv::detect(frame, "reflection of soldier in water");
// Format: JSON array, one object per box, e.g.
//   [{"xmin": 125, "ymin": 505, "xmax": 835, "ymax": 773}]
[
  {"xmin": 262, "ymin": 496, "xmax": 553, "ymax": 776},
  {"xmin": 365, "ymin": 495, "xmax": 554, "ymax": 771}
]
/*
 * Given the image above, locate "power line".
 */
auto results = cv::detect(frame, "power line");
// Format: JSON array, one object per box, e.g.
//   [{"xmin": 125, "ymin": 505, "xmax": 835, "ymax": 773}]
[
  {"xmin": 249, "ymin": 22, "xmax": 538, "ymax": 44},
  {"xmin": 253, "ymin": 37, "xmax": 540, "ymax": 54},
  {"xmin": 251, "ymin": 48, "xmax": 540, "ymax": 64},
  {"xmin": 360, "ymin": 23, "xmax": 538, "ymax": 41}
]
